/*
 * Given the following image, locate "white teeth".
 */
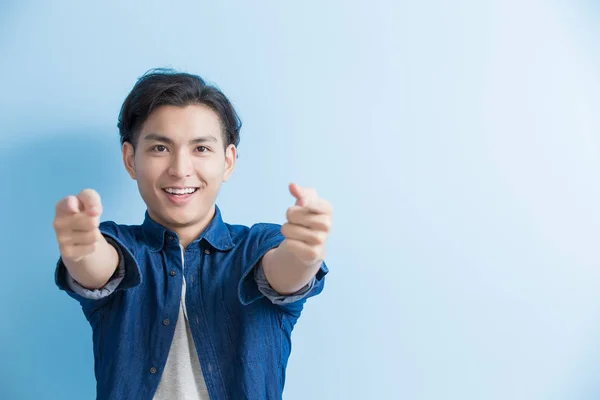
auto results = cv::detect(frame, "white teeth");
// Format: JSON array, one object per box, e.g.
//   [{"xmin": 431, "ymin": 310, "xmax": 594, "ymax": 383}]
[{"xmin": 165, "ymin": 187, "xmax": 197, "ymax": 195}]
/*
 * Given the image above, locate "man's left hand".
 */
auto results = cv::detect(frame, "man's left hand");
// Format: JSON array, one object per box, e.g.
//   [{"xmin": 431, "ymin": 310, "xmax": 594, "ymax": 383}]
[{"xmin": 281, "ymin": 183, "xmax": 333, "ymax": 266}]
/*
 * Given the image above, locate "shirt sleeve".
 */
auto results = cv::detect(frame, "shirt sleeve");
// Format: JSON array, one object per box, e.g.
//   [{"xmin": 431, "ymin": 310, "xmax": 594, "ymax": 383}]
[
  {"xmin": 237, "ymin": 223, "xmax": 328, "ymax": 318},
  {"xmin": 55, "ymin": 221, "xmax": 142, "ymax": 315},
  {"xmin": 253, "ymin": 262, "xmax": 316, "ymax": 305},
  {"xmin": 65, "ymin": 236, "xmax": 126, "ymax": 300}
]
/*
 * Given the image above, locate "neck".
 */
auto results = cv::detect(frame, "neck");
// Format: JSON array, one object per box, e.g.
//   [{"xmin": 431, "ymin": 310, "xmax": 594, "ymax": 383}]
[{"xmin": 150, "ymin": 205, "xmax": 216, "ymax": 248}]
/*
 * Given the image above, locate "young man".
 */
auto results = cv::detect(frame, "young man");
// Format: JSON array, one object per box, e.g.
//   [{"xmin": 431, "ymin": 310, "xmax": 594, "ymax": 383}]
[{"xmin": 53, "ymin": 69, "xmax": 332, "ymax": 400}]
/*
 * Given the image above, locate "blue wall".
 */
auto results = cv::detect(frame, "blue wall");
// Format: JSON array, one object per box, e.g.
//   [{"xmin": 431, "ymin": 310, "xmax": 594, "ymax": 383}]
[{"xmin": 1, "ymin": 1, "xmax": 600, "ymax": 399}]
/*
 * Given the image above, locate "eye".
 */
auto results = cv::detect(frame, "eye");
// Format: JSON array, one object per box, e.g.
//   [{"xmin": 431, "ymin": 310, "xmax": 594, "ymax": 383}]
[
  {"xmin": 152, "ymin": 145, "xmax": 168, "ymax": 152},
  {"xmin": 197, "ymin": 146, "xmax": 209, "ymax": 153}
]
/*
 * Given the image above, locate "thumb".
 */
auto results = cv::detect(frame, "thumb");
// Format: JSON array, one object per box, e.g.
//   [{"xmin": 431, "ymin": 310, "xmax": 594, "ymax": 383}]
[
  {"xmin": 289, "ymin": 183, "xmax": 306, "ymax": 206},
  {"xmin": 77, "ymin": 189, "xmax": 103, "ymax": 217},
  {"xmin": 289, "ymin": 183, "xmax": 317, "ymax": 207},
  {"xmin": 56, "ymin": 195, "xmax": 81, "ymax": 216}
]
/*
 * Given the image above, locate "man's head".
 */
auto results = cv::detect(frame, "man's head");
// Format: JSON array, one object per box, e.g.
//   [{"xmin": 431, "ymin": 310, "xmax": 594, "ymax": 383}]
[{"xmin": 118, "ymin": 69, "xmax": 240, "ymax": 237}]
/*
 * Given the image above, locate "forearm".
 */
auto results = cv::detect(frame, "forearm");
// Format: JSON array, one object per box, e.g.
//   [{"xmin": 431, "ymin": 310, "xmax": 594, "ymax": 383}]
[
  {"xmin": 62, "ymin": 236, "xmax": 119, "ymax": 290},
  {"xmin": 262, "ymin": 240, "xmax": 322, "ymax": 295}
]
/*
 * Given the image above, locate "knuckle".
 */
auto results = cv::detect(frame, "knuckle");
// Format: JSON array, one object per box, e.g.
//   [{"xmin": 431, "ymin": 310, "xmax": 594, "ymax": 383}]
[
  {"xmin": 61, "ymin": 247, "xmax": 74, "ymax": 259},
  {"xmin": 57, "ymin": 236, "xmax": 69, "ymax": 247},
  {"xmin": 82, "ymin": 231, "xmax": 97, "ymax": 244},
  {"xmin": 307, "ymin": 247, "xmax": 320, "ymax": 260},
  {"xmin": 312, "ymin": 216, "xmax": 329, "ymax": 231},
  {"xmin": 314, "ymin": 233, "xmax": 326, "ymax": 245},
  {"xmin": 88, "ymin": 231, "xmax": 100, "ymax": 244},
  {"xmin": 72, "ymin": 232, "xmax": 86, "ymax": 244},
  {"xmin": 85, "ymin": 217, "xmax": 99, "ymax": 230}
]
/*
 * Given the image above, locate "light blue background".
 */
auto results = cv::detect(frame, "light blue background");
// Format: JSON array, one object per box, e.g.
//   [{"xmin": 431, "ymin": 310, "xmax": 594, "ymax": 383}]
[{"xmin": 1, "ymin": 1, "xmax": 600, "ymax": 399}]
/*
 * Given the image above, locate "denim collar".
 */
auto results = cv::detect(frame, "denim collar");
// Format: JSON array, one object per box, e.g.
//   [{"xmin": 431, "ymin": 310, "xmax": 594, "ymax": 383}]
[{"xmin": 141, "ymin": 205, "xmax": 235, "ymax": 251}]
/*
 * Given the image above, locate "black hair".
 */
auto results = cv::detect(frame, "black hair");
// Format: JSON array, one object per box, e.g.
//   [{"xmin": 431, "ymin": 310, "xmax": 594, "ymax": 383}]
[{"xmin": 117, "ymin": 68, "xmax": 241, "ymax": 149}]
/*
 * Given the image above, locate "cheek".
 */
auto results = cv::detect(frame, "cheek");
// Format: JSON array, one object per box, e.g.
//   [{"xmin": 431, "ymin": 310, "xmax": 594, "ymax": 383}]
[
  {"xmin": 195, "ymin": 159, "xmax": 226, "ymax": 180},
  {"xmin": 135, "ymin": 159, "xmax": 163, "ymax": 187}
]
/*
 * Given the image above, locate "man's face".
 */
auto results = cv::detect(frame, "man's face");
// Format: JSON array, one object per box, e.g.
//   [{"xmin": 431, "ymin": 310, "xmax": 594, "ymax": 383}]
[{"xmin": 122, "ymin": 104, "xmax": 236, "ymax": 231}]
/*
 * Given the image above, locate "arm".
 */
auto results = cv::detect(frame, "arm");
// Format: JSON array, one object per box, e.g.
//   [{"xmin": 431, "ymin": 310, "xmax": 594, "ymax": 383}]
[
  {"xmin": 65, "ymin": 236, "xmax": 125, "ymax": 297},
  {"xmin": 64, "ymin": 238, "xmax": 119, "ymax": 290},
  {"xmin": 261, "ymin": 183, "xmax": 332, "ymax": 295},
  {"xmin": 261, "ymin": 241, "xmax": 322, "ymax": 295}
]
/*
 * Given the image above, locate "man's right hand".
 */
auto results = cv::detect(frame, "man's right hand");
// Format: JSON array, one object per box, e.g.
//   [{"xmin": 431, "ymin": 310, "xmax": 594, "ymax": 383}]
[{"xmin": 53, "ymin": 189, "xmax": 104, "ymax": 263}]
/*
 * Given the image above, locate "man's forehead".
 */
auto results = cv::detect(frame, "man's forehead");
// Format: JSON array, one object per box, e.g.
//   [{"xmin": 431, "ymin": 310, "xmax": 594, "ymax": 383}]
[{"xmin": 140, "ymin": 105, "xmax": 224, "ymax": 143}]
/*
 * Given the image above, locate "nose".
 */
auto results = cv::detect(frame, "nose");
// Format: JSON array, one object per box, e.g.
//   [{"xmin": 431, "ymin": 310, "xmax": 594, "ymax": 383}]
[{"xmin": 167, "ymin": 151, "xmax": 193, "ymax": 178}]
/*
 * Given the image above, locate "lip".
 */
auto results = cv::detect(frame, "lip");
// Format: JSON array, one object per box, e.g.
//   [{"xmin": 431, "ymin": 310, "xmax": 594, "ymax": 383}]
[{"xmin": 161, "ymin": 187, "xmax": 199, "ymax": 206}]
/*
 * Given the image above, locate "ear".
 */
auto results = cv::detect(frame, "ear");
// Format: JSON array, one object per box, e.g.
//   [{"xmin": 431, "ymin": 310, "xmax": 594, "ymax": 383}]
[
  {"xmin": 222, "ymin": 144, "xmax": 237, "ymax": 182},
  {"xmin": 122, "ymin": 142, "xmax": 137, "ymax": 180}
]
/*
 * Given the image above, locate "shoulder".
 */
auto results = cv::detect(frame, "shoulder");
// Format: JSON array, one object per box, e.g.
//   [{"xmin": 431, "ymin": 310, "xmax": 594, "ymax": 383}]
[
  {"xmin": 99, "ymin": 220, "xmax": 145, "ymax": 249},
  {"xmin": 226, "ymin": 222, "xmax": 283, "ymax": 246}
]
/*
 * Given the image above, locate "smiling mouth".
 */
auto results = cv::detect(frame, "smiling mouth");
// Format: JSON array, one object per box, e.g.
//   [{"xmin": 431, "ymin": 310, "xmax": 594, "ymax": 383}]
[{"xmin": 162, "ymin": 187, "xmax": 199, "ymax": 196}]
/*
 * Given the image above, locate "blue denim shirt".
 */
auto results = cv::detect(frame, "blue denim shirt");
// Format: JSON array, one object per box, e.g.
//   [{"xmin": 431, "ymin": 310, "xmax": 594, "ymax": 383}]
[{"xmin": 55, "ymin": 206, "xmax": 328, "ymax": 400}]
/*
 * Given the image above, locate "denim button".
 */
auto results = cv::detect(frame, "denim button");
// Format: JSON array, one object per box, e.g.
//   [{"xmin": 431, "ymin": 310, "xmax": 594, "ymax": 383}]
[
  {"xmin": 163, "ymin": 318, "xmax": 170, "ymax": 326},
  {"xmin": 204, "ymin": 249, "xmax": 210, "ymax": 255},
  {"xmin": 167, "ymin": 235, "xmax": 174, "ymax": 241},
  {"xmin": 150, "ymin": 367, "xmax": 157, "ymax": 374},
  {"xmin": 169, "ymin": 270, "xmax": 177, "ymax": 277}
]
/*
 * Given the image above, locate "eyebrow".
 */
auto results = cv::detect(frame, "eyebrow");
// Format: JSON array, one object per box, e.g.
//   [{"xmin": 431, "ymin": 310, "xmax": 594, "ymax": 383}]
[{"xmin": 142, "ymin": 133, "xmax": 219, "ymax": 145}]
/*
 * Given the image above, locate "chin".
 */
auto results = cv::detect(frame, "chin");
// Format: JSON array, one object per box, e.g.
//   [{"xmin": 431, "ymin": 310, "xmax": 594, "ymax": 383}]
[{"xmin": 166, "ymin": 211, "xmax": 199, "ymax": 227}]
